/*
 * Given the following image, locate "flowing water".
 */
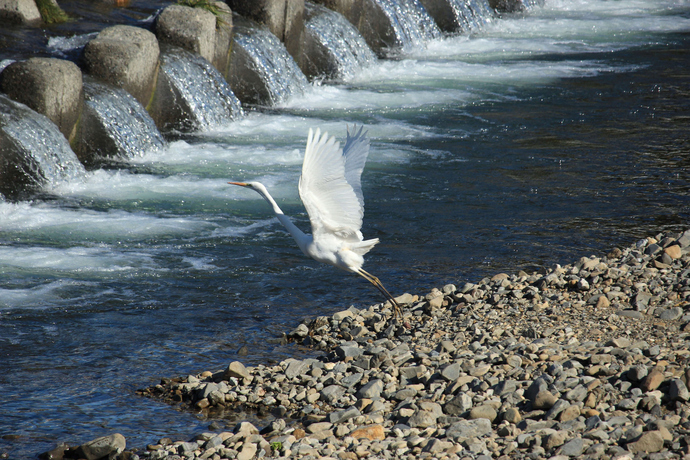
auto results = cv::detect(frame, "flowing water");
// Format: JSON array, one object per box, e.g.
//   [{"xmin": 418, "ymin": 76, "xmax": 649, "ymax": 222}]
[
  {"xmin": 1, "ymin": 0, "xmax": 690, "ymax": 457},
  {"xmin": 83, "ymin": 81, "xmax": 165, "ymax": 160},
  {"xmin": 159, "ymin": 49, "xmax": 244, "ymax": 131},
  {"xmin": 232, "ymin": 26, "xmax": 309, "ymax": 106},
  {"xmin": 446, "ymin": 0, "xmax": 495, "ymax": 33},
  {"xmin": 0, "ymin": 96, "xmax": 86, "ymax": 197},
  {"xmin": 304, "ymin": 3, "xmax": 378, "ymax": 80},
  {"xmin": 375, "ymin": 0, "xmax": 442, "ymax": 53}
]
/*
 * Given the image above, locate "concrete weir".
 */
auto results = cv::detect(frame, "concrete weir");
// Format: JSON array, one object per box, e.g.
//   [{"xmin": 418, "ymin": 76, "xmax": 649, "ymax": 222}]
[{"xmin": 0, "ymin": 0, "xmax": 526, "ymax": 196}]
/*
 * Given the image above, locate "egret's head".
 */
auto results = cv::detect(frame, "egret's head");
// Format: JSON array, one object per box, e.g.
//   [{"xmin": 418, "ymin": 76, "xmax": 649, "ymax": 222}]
[{"xmin": 229, "ymin": 181, "xmax": 268, "ymax": 195}]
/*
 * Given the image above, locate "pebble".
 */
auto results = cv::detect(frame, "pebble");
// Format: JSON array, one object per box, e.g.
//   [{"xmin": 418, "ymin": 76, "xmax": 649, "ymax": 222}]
[{"xmin": 57, "ymin": 229, "xmax": 690, "ymax": 460}]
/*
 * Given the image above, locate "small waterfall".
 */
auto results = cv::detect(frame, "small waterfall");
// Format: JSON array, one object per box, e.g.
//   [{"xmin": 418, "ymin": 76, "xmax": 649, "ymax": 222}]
[
  {"xmin": 447, "ymin": 0, "xmax": 495, "ymax": 33},
  {"xmin": 375, "ymin": 0, "xmax": 442, "ymax": 53},
  {"xmin": 82, "ymin": 81, "xmax": 165, "ymax": 160},
  {"xmin": 304, "ymin": 3, "xmax": 378, "ymax": 81},
  {"xmin": 231, "ymin": 26, "xmax": 309, "ymax": 106},
  {"xmin": 159, "ymin": 48, "xmax": 243, "ymax": 130},
  {"xmin": 0, "ymin": 95, "xmax": 85, "ymax": 196},
  {"xmin": 48, "ymin": 32, "xmax": 98, "ymax": 59}
]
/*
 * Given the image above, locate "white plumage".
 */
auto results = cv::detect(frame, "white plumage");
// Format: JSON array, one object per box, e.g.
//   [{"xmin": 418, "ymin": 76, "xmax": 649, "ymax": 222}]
[{"xmin": 229, "ymin": 126, "xmax": 401, "ymax": 316}]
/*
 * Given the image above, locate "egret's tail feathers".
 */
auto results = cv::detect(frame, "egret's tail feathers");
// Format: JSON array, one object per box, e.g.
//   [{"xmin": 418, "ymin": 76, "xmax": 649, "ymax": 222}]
[{"xmin": 351, "ymin": 238, "xmax": 379, "ymax": 256}]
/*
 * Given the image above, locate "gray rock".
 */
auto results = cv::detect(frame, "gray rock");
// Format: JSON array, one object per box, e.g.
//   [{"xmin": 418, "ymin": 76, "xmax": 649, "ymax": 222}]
[
  {"xmin": 668, "ymin": 378, "xmax": 689, "ymax": 401},
  {"xmin": 626, "ymin": 430, "xmax": 664, "ymax": 454},
  {"xmin": 646, "ymin": 345, "xmax": 661, "ymax": 357},
  {"xmin": 633, "ymin": 292, "xmax": 652, "ymax": 311},
  {"xmin": 328, "ymin": 406, "xmax": 361, "ymax": 424},
  {"xmin": 617, "ymin": 398, "xmax": 639, "ymax": 410},
  {"xmin": 408, "ymin": 408, "xmax": 439, "ymax": 428},
  {"xmin": 335, "ymin": 345, "xmax": 363, "ymax": 359},
  {"xmin": 440, "ymin": 362, "xmax": 461, "ymax": 381},
  {"xmin": 469, "ymin": 404, "xmax": 497, "ymax": 422},
  {"xmin": 204, "ymin": 435, "xmax": 224, "ymax": 449},
  {"xmin": 226, "ymin": 361, "xmax": 249, "ymax": 380},
  {"xmin": 422, "ymin": 438, "xmax": 454, "ymax": 453},
  {"xmin": 526, "ymin": 377, "xmax": 550, "ymax": 401},
  {"xmin": 321, "ymin": 385, "xmax": 346, "ymax": 404},
  {"xmin": 545, "ymin": 399, "xmax": 570, "ymax": 420},
  {"xmin": 178, "ymin": 441, "xmax": 198, "ymax": 453},
  {"xmin": 564, "ymin": 385, "xmax": 587, "ymax": 402},
  {"xmin": 393, "ymin": 387, "xmax": 417, "ymax": 400},
  {"xmin": 494, "ymin": 379, "xmax": 518, "ymax": 396},
  {"xmin": 284, "ymin": 359, "xmax": 310, "ymax": 379},
  {"xmin": 444, "ymin": 393, "xmax": 472, "ymax": 416},
  {"xmin": 72, "ymin": 434, "xmax": 126, "ymax": 460},
  {"xmin": 627, "ymin": 364, "xmax": 648, "ymax": 382},
  {"xmin": 617, "ymin": 310, "xmax": 644, "ymax": 319},
  {"xmin": 288, "ymin": 323, "xmax": 309, "ymax": 338},
  {"xmin": 446, "ymin": 418, "xmax": 492, "ymax": 440},
  {"xmin": 544, "ymin": 430, "xmax": 567, "ymax": 449},
  {"xmin": 399, "ymin": 365, "xmax": 425, "ymax": 380},
  {"xmin": 341, "ymin": 372, "xmax": 363, "ymax": 388},
  {"xmin": 533, "ymin": 390, "xmax": 557, "ymax": 410},
  {"xmin": 659, "ymin": 307, "xmax": 683, "ymax": 321},
  {"xmin": 356, "ymin": 379, "xmax": 383, "ymax": 399},
  {"xmin": 558, "ymin": 437, "xmax": 584, "ymax": 457}
]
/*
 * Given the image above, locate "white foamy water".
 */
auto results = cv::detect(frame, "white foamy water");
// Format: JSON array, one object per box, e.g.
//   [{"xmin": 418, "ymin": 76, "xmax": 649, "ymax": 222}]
[{"xmin": 0, "ymin": 200, "xmax": 216, "ymax": 243}]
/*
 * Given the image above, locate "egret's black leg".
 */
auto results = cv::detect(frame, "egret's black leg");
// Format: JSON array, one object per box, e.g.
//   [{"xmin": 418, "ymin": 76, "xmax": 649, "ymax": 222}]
[{"xmin": 357, "ymin": 268, "xmax": 402, "ymax": 318}]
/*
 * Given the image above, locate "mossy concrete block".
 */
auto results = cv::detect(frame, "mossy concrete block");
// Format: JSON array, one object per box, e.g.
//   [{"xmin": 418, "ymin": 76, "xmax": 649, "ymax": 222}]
[
  {"xmin": 0, "ymin": 0, "xmax": 41, "ymax": 24},
  {"xmin": 83, "ymin": 25, "xmax": 160, "ymax": 108},
  {"xmin": 0, "ymin": 57, "xmax": 83, "ymax": 141}
]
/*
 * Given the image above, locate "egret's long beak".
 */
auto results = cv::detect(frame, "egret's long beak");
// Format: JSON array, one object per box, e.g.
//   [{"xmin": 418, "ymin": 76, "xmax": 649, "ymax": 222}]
[{"xmin": 228, "ymin": 181, "xmax": 248, "ymax": 186}]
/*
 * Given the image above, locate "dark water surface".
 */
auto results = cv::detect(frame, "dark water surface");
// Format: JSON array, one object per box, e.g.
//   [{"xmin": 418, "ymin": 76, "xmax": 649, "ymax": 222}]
[{"xmin": 1, "ymin": 0, "xmax": 689, "ymax": 457}]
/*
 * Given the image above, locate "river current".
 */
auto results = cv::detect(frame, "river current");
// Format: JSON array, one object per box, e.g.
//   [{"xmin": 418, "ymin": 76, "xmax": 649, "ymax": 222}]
[{"xmin": 1, "ymin": 0, "xmax": 689, "ymax": 457}]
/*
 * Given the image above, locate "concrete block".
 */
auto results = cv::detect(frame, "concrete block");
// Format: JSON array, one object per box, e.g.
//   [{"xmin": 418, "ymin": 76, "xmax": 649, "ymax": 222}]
[
  {"xmin": 227, "ymin": 0, "xmax": 304, "ymax": 59},
  {"xmin": 0, "ymin": 57, "xmax": 83, "ymax": 141},
  {"xmin": 156, "ymin": 4, "xmax": 217, "ymax": 63},
  {"xmin": 0, "ymin": 0, "xmax": 41, "ymax": 24},
  {"xmin": 83, "ymin": 25, "xmax": 160, "ymax": 108}
]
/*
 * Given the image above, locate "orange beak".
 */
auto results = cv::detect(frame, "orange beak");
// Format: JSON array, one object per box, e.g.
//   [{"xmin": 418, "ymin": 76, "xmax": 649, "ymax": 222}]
[{"xmin": 228, "ymin": 182, "xmax": 248, "ymax": 186}]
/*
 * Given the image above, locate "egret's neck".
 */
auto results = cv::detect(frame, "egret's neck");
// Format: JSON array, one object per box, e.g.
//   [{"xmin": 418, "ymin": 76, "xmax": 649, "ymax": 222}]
[{"xmin": 256, "ymin": 188, "xmax": 311, "ymax": 253}]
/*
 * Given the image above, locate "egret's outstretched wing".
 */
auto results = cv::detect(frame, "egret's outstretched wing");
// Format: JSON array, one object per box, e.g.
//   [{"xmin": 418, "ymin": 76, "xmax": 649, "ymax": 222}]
[
  {"xmin": 342, "ymin": 125, "xmax": 370, "ymax": 210},
  {"xmin": 299, "ymin": 128, "xmax": 364, "ymax": 242}
]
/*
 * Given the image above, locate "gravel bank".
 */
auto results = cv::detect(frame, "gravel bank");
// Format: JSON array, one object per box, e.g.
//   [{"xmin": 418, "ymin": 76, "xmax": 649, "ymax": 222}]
[{"xmin": 47, "ymin": 229, "xmax": 690, "ymax": 460}]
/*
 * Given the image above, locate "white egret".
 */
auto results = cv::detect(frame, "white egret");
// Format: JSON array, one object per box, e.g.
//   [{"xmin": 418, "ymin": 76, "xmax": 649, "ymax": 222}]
[{"xmin": 229, "ymin": 126, "xmax": 402, "ymax": 317}]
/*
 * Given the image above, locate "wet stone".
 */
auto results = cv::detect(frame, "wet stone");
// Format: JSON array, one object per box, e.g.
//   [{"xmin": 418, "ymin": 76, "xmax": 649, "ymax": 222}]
[{"xmin": 446, "ymin": 418, "xmax": 492, "ymax": 440}]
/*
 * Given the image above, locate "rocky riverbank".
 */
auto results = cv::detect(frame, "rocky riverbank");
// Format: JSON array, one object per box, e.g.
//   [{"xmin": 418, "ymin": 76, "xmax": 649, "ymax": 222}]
[{"xmin": 45, "ymin": 229, "xmax": 690, "ymax": 460}]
